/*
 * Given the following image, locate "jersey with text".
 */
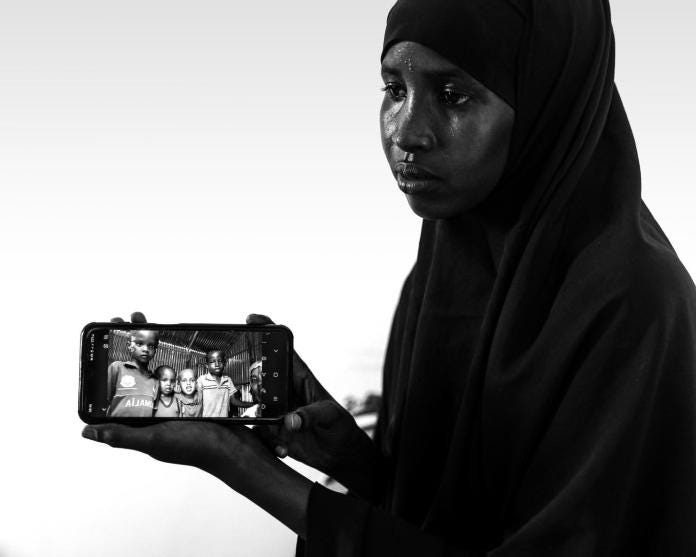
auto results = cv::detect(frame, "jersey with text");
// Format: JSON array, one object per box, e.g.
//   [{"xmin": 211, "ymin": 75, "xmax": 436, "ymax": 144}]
[{"xmin": 107, "ymin": 361, "xmax": 158, "ymax": 418}]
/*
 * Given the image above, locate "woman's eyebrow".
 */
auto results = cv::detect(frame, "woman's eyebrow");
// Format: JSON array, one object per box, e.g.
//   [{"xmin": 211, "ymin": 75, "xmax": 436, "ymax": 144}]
[
  {"xmin": 381, "ymin": 63, "xmax": 401, "ymax": 76},
  {"xmin": 421, "ymin": 67, "xmax": 473, "ymax": 82}
]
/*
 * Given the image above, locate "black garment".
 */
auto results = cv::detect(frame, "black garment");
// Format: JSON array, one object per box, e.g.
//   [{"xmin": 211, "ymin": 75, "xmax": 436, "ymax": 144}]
[{"xmin": 300, "ymin": 0, "xmax": 696, "ymax": 555}]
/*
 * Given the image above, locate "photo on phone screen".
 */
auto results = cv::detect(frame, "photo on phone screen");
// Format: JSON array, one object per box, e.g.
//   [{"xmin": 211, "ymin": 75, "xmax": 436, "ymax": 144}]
[{"xmin": 79, "ymin": 324, "xmax": 291, "ymax": 423}]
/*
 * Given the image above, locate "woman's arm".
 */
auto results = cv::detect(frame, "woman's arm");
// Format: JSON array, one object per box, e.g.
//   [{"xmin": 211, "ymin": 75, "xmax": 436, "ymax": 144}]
[
  {"xmin": 82, "ymin": 421, "xmax": 314, "ymax": 538},
  {"xmin": 80, "ymin": 422, "xmax": 465, "ymax": 555},
  {"xmin": 300, "ymin": 483, "xmax": 485, "ymax": 557}
]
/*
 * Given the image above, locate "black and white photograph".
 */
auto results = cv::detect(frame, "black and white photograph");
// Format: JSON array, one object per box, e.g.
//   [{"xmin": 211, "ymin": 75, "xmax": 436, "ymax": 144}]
[
  {"xmin": 87, "ymin": 328, "xmax": 269, "ymax": 419},
  {"xmin": 2, "ymin": 0, "xmax": 696, "ymax": 556}
]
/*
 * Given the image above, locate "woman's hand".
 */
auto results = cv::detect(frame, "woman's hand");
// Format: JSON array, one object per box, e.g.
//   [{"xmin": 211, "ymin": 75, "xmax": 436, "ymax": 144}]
[
  {"xmin": 248, "ymin": 314, "xmax": 384, "ymax": 499},
  {"xmin": 82, "ymin": 420, "xmax": 312, "ymax": 537},
  {"xmin": 83, "ymin": 311, "xmax": 312, "ymax": 537},
  {"xmin": 83, "ymin": 420, "xmax": 276, "ymax": 490}
]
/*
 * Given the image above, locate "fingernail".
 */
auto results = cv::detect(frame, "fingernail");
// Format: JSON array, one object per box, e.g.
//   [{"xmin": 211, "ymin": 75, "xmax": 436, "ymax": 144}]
[
  {"xmin": 82, "ymin": 427, "xmax": 99, "ymax": 442},
  {"xmin": 275, "ymin": 445, "xmax": 288, "ymax": 458},
  {"xmin": 290, "ymin": 413, "xmax": 302, "ymax": 431}
]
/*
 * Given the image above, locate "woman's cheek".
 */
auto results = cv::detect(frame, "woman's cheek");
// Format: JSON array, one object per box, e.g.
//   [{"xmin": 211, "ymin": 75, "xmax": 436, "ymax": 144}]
[{"xmin": 380, "ymin": 108, "xmax": 399, "ymax": 154}]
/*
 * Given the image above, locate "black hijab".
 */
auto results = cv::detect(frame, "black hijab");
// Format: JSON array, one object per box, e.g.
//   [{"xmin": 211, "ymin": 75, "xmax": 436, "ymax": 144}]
[{"xmin": 302, "ymin": 0, "xmax": 696, "ymax": 555}]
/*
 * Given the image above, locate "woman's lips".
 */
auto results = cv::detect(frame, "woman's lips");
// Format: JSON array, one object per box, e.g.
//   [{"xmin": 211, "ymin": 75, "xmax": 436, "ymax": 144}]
[{"xmin": 394, "ymin": 162, "xmax": 440, "ymax": 194}]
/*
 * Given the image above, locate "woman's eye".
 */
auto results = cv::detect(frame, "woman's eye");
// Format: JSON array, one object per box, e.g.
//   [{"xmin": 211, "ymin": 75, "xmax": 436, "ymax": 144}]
[
  {"xmin": 440, "ymin": 89, "xmax": 471, "ymax": 105},
  {"xmin": 382, "ymin": 82, "xmax": 405, "ymax": 100}
]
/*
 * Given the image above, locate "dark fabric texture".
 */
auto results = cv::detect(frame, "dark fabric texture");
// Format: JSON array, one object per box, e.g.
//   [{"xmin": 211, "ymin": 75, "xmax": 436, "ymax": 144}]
[{"xmin": 300, "ymin": 0, "xmax": 696, "ymax": 555}]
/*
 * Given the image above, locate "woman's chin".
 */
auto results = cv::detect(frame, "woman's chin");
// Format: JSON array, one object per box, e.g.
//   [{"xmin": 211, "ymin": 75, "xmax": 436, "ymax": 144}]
[{"xmin": 405, "ymin": 193, "xmax": 476, "ymax": 220}]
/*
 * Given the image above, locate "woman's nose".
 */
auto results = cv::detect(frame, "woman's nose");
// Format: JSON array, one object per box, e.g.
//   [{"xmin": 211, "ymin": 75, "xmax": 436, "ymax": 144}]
[{"xmin": 393, "ymin": 99, "xmax": 434, "ymax": 153}]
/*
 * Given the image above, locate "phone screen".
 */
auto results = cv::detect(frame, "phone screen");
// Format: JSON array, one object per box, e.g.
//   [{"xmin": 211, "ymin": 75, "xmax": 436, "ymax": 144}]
[{"xmin": 79, "ymin": 324, "xmax": 292, "ymax": 424}]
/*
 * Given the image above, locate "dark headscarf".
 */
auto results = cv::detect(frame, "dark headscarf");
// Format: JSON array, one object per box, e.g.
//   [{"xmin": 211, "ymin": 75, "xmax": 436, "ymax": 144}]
[{"xmin": 301, "ymin": 0, "xmax": 696, "ymax": 555}]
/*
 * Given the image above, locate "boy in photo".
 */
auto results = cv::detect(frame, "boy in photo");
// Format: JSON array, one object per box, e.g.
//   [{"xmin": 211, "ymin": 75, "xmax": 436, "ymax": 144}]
[
  {"xmin": 176, "ymin": 368, "xmax": 202, "ymax": 418},
  {"xmin": 106, "ymin": 330, "xmax": 159, "ymax": 417},
  {"xmin": 153, "ymin": 365, "xmax": 180, "ymax": 418},
  {"xmin": 196, "ymin": 350, "xmax": 236, "ymax": 417},
  {"xmin": 196, "ymin": 349, "xmax": 255, "ymax": 417}
]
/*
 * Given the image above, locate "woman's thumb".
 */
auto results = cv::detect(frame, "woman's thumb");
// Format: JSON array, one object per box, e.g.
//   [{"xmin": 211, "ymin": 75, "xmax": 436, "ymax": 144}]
[
  {"xmin": 246, "ymin": 313, "xmax": 274, "ymax": 325},
  {"xmin": 287, "ymin": 400, "xmax": 341, "ymax": 431}
]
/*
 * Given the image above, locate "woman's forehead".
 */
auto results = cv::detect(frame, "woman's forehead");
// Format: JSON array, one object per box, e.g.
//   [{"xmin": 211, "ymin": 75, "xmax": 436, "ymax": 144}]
[
  {"xmin": 382, "ymin": 41, "xmax": 463, "ymax": 74},
  {"xmin": 381, "ymin": 41, "xmax": 487, "ymax": 92}
]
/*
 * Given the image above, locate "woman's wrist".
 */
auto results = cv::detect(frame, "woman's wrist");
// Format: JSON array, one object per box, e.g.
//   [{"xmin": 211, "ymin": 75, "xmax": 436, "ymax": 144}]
[
  {"xmin": 211, "ymin": 438, "xmax": 313, "ymax": 538},
  {"xmin": 330, "ymin": 428, "xmax": 385, "ymax": 502}
]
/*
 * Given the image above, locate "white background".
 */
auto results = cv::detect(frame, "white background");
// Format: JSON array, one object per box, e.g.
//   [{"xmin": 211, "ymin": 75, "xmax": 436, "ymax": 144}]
[{"xmin": 0, "ymin": 1, "xmax": 694, "ymax": 556}]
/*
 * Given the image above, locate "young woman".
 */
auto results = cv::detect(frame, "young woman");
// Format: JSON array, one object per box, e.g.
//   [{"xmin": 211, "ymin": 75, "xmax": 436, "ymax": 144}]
[{"xmin": 83, "ymin": 0, "xmax": 696, "ymax": 554}]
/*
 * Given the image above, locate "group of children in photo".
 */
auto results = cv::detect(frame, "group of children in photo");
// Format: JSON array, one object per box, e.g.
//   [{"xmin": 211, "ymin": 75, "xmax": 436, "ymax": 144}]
[{"xmin": 106, "ymin": 330, "xmax": 262, "ymax": 418}]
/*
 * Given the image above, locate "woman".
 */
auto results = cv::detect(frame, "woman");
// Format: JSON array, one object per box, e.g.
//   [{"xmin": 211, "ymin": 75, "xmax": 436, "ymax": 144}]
[{"xmin": 83, "ymin": 0, "xmax": 696, "ymax": 554}]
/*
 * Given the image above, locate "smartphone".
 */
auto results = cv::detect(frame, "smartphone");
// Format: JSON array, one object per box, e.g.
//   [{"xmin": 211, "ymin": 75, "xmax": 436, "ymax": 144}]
[{"xmin": 79, "ymin": 322, "xmax": 293, "ymax": 425}]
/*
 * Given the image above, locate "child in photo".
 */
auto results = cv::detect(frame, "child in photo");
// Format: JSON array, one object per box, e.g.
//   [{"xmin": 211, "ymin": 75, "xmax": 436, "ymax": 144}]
[
  {"xmin": 196, "ymin": 350, "xmax": 237, "ymax": 417},
  {"xmin": 176, "ymin": 368, "xmax": 202, "ymax": 418},
  {"xmin": 107, "ymin": 330, "xmax": 159, "ymax": 417},
  {"xmin": 241, "ymin": 360, "xmax": 263, "ymax": 418},
  {"xmin": 153, "ymin": 365, "xmax": 180, "ymax": 418}
]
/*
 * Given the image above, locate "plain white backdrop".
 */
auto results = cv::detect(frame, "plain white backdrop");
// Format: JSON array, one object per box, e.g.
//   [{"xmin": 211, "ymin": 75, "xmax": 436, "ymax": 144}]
[{"xmin": 0, "ymin": 1, "xmax": 694, "ymax": 556}]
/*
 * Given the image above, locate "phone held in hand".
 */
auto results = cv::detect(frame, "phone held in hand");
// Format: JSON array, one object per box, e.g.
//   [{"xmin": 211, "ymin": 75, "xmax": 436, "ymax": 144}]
[{"xmin": 79, "ymin": 322, "xmax": 293, "ymax": 425}]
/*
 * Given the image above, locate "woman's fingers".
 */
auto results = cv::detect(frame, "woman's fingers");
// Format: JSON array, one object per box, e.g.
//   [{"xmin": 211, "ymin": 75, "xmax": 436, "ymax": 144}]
[
  {"xmin": 285, "ymin": 400, "xmax": 343, "ymax": 432},
  {"xmin": 252, "ymin": 424, "xmax": 289, "ymax": 458},
  {"xmin": 254, "ymin": 404, "xmax": 335, "ymax": 460},
  {"xmin": 284, "ymin": 412, "xmax": 303, "ymax": 432},
  {"xmin": 252, "ymin": 424, "xmax": 285, "ymax": 456},
  {"xmin": 268, "ymin": 401, "xmax": 358, "ymax": 473},
  {"xmin": 82, "ymin": 422, "xmax": 244, "ymax": 470},
  {"xmin": 109, "ymin": 312, "xmax": 148, "ymax": 324},
  {"xmin": 246, "ymin": 313, "xmax": 274, "ymax": 325},
  {"xmin": 82, "ymin": 424, "xmax": 151, "ymax": 452},
  {"xmin": 131, "ymin": 312, "xmax": 147, "ymax": 323}
]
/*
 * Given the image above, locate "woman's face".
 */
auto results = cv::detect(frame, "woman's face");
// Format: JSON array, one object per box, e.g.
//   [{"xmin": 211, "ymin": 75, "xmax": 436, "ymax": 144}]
[{"xmin": 380, "ymin": 41, "xmax": 515, "ymax": 219}]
